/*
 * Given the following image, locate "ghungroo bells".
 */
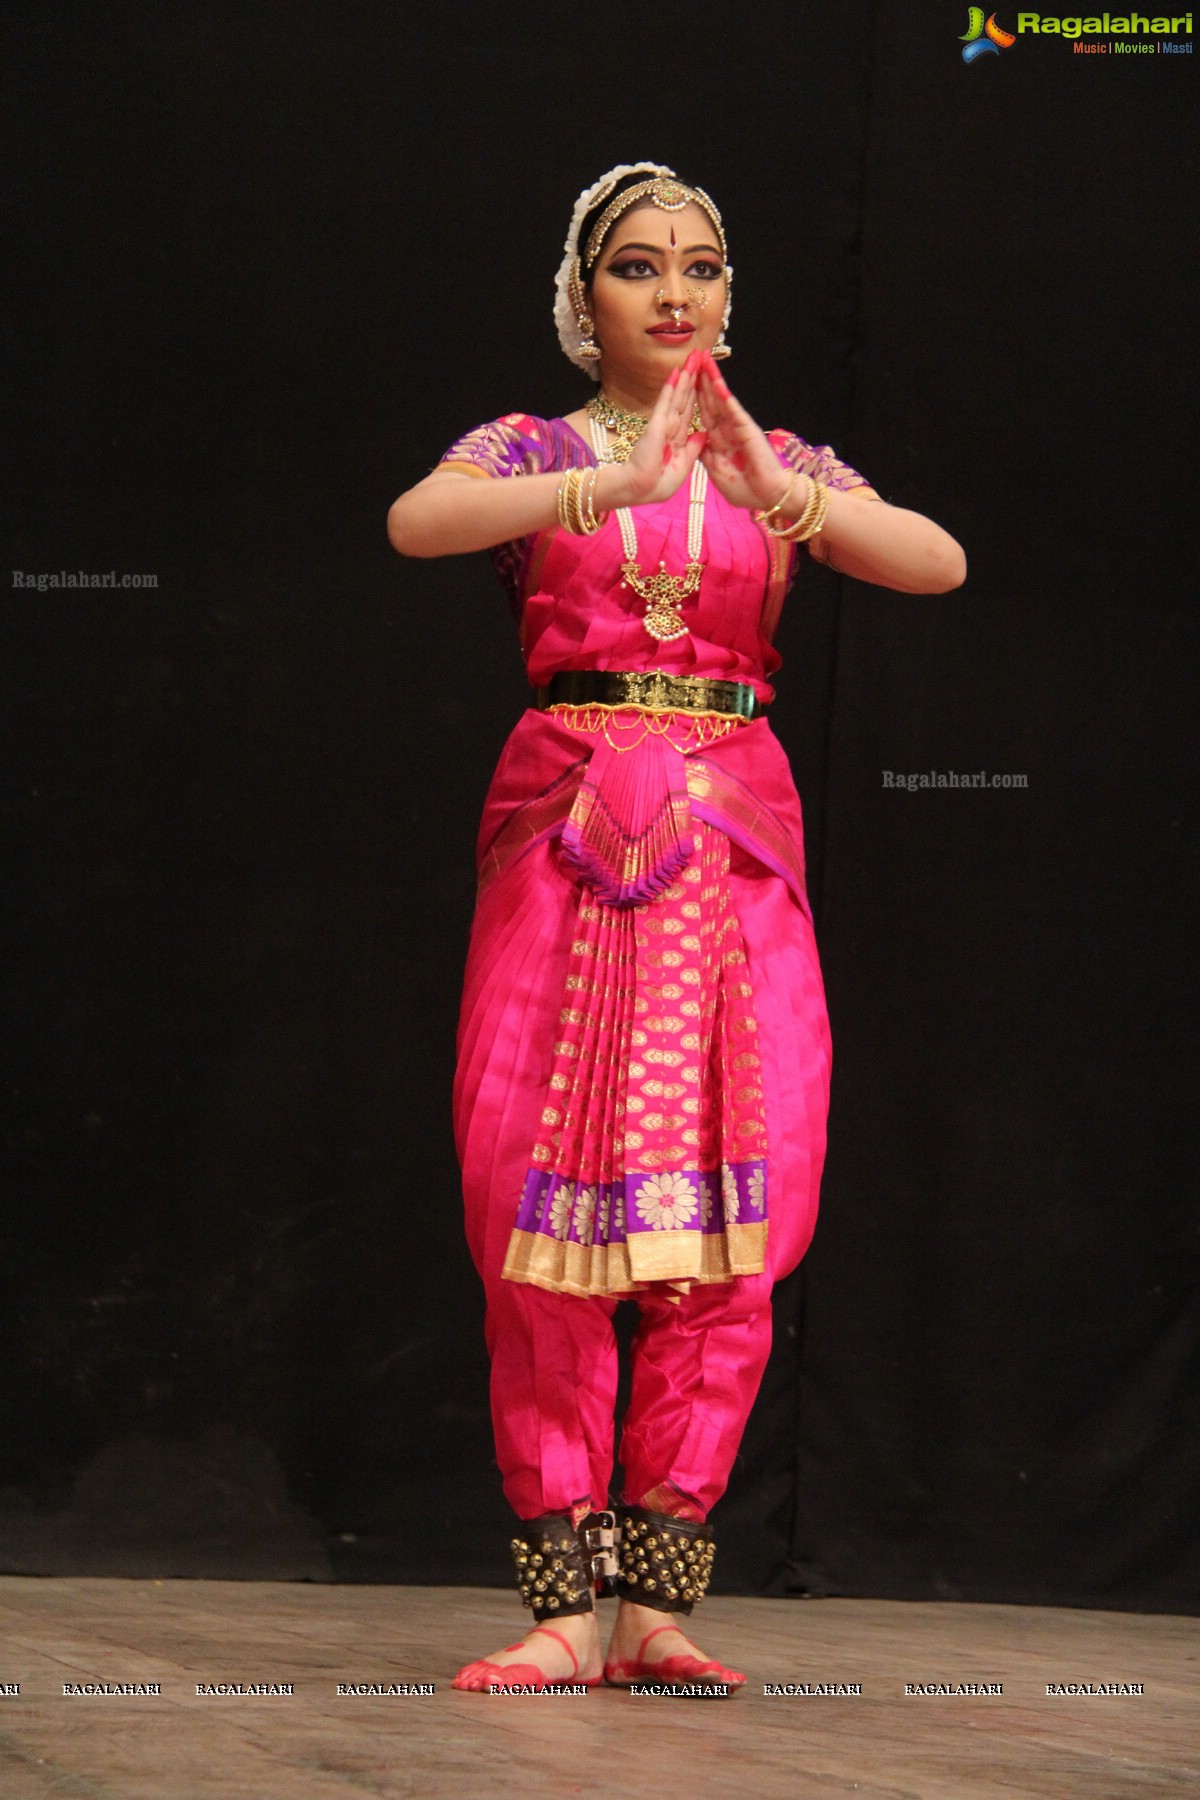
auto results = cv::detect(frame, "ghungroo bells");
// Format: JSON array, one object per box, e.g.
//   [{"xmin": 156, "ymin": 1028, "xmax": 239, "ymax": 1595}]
[
  {"xmin": 509, "ymin": 1513, "xmax": 595, "ymax": 1622},
  {"xmin": 511, "ymin": 1505, "xmax": 714, "ymax": 1618},
  {"xmin": 616, "ymin": 1505, "xmax": 715, "ymax": 1615}
]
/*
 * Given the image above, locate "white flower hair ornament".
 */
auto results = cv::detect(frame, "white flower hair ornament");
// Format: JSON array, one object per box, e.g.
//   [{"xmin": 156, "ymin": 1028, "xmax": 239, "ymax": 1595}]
[{"xmin": 553, "ymin": 162, "xmax": 733, "ymax": 381}]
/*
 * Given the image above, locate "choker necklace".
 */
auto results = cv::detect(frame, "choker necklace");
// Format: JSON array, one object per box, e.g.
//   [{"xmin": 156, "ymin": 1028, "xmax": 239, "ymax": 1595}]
[
  {"xmin": 588, "ymin": 415, "xmax": 707, "ymax": 644},
  {"xmin": 586, "ymin": 391, "xmax": 704, "ymax": 465}
]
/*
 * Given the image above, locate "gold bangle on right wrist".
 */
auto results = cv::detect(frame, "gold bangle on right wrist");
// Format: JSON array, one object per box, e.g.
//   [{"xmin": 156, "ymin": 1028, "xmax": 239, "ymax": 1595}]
[
  {"xmin": 556, "ymin": 466, "xmax": 608, "ymax": 536},
  {"xmin": 582, "ymin": 465, "xmax": 604, "ymax": 533},
  {"xmin": 586, "ymin": 465, "xmax": 612, "ymax": 530}
]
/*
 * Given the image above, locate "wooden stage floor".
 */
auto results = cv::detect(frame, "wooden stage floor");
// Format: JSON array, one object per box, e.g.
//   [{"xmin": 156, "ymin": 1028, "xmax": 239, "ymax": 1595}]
[{"xmin": 0, "ymin": 1577, "xmax": 1194, "ymax": 1799}]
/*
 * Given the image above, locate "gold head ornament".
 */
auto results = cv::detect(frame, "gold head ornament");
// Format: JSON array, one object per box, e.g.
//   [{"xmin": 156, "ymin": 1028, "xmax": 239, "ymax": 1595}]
[{"xmin": 583, "ymin": 176, "xmax": 727, "ymax": 269}]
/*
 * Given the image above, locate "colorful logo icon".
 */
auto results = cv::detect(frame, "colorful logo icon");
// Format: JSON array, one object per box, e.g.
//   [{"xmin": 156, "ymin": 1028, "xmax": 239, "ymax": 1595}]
[{"xmin": 960, "ymin": 8, "xmax": 1016, "ymax": 60}]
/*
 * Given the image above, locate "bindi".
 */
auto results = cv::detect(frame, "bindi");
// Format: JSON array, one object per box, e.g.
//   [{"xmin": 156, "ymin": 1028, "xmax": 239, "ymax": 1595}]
[{"xmin": 669, "ymin": 225, "xmax": 676, "ymax": 247}]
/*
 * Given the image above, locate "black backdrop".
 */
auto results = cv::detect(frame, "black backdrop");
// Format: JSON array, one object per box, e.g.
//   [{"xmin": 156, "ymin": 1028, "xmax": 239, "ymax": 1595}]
[{"xmin": 3, "ymin": 3, "xmax": 1196, "ymax": 1612}]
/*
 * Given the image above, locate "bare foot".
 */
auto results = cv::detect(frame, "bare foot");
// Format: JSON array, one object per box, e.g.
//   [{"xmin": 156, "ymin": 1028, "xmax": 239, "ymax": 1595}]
[
  {"xmin": 603, "ymin": 1599, "xmax": 745, "ymax": 1688},
  {"xmin": 452, "ymin": 1611, "xmax": 602, "ymax": 1691}
]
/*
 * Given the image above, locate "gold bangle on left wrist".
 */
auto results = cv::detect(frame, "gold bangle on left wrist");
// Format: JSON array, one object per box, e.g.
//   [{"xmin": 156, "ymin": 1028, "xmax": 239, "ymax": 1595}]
[{"xmin": 757, "ymin": 473, "xmax": 830, "ymax": 541}]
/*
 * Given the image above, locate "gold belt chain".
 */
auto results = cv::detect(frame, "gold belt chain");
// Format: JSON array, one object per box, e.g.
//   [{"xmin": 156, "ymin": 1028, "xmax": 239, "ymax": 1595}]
[{"xmin": 534, "ymin": 668, "xmax": 764, "ymax": 720}]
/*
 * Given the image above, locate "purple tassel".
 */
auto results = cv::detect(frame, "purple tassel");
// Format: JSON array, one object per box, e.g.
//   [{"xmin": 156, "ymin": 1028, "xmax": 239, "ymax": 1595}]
[{"xmin": 559, "ymin": 735, "xmax": 694, "ymax": 905}]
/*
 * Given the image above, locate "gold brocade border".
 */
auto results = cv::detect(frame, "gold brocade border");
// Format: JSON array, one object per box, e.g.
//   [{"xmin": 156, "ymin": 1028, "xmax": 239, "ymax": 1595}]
[
  {"xmin": 476, "ymin": 754, "xmax": 806, "ymax": 902},
  {"xmin": 519, "ymin": 529, "xmax": 558, "ymax": 655},
  {"xmin": 685, "ymin": 759, "xmax": 807, "ymax": 899},
  {"xmin": 476, "ymin": 764, "xmax": 588, "ymax": 899},
  {"xmin": 758, "ymin": 532, "xmax": 796, "ymax": 646},
  {"xmin": 522, "ymin": 529, "xmax": 557, "ymax": 606},
  {"xmin": 437, "ymin": 460, "xmax": 493, "ymax": 479},
  {"xmin": 501, "ymin": 1221, "xmax": 767, "ymax": 1298}
]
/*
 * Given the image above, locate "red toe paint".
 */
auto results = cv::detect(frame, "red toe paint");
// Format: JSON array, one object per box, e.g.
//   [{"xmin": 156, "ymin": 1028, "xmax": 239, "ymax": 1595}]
[
  {"xmin": 602, "ymin": 1624, "xmax": 745, "ymax": 1692},
  {"xmin": 452, "ymin": 1626, "xmax": 601, "ymax": 1692}
]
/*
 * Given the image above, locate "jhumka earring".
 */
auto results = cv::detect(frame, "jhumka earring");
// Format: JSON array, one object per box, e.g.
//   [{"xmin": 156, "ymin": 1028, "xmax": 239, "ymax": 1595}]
[
  {"xmin": 710, "ymin": 268, "xmax": 732, "ymax": 359},
  {"xmin": 569, "ymin": 257, "xmax": 601, "ymax": 361}
]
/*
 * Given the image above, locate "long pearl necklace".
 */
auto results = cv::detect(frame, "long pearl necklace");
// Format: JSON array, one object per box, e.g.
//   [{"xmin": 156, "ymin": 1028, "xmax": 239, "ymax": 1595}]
[{"xmin": 588, "ymin": 415, "xmax": 707, "ymax": 645}]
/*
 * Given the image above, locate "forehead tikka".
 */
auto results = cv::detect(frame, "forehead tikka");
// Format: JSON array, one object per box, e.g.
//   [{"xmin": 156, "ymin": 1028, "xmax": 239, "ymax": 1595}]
[{"xmin": 583, "ymin": 176, "xmax": 727, "ymax": 270}]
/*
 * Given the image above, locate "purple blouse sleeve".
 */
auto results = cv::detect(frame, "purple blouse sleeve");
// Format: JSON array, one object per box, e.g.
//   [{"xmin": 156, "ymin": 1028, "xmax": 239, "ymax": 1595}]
[
  {"xmin": 436, "ymin": 414, "xmax": 569, "ymax": 621},
  {"xmin": 769, "ymin": 428, "xmax": 875, "ymax": 494},
  {"xmin": 438, "ymin": 413, "xmax": 548, "ymax": 480}
]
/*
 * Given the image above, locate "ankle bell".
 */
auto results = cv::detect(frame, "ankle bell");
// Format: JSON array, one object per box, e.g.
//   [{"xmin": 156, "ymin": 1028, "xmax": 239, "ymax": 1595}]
[
  {"xmin": 510, "ymin": 1513, "xmax": 595, "ymax": 1623},
  {"xmin": 616, "ymin": 1504, "xmax": 715, "ymax": 1616}
]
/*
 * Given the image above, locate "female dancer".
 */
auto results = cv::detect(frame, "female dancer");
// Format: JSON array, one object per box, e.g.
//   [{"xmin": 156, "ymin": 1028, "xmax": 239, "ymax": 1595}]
[{"xmin": 388, "ymin": 164, "xmax": 965, "ymax": 1692}]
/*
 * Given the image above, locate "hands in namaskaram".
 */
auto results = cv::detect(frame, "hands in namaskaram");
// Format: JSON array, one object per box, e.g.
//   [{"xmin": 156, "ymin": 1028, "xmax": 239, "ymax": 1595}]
[{"xmin": 606, "ymin": 348, "xmax": 792, "ymax": 517}]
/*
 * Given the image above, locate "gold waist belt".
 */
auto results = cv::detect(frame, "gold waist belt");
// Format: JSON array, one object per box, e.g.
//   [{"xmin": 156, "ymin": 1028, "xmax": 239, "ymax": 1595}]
[{"xmin": 534, "ymin": 669, "xmax": 765, "ymax": 721}]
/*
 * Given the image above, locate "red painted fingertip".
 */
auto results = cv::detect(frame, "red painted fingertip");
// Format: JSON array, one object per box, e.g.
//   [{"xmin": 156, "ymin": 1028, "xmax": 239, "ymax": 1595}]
[
  {"xmin": 667, "ymin": 367, "xmax": 681, "ymax": 386},
  {"xmin": 689, "ymin": 430, "xmax": 709, "ymax": 449}
]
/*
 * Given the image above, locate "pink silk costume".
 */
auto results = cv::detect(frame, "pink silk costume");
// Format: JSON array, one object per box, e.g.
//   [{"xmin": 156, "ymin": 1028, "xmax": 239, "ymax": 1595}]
[{"xmin": 443, "ymin": 411, "xmax": 872, "ymax": 1521}]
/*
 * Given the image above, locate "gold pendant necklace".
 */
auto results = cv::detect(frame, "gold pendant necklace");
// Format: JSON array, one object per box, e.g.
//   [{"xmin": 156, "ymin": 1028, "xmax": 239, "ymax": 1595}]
[
  {"xmin": 586, "ymin": 391, "xmax": 704, "ymax": 465},
  {"xmin": 588, "ymin": 416, "xmax": 707, "ymax": 644}
]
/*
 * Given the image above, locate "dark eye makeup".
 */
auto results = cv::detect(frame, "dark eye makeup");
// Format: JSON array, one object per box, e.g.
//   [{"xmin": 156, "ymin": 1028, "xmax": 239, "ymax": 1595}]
[{"xmin": 607, "ymin": 257, "xmax": 725, "ymax": 280}]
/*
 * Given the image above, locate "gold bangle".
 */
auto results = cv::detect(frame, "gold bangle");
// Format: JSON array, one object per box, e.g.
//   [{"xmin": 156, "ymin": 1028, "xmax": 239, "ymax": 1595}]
[
  {"xmin": 571, "ymin": 468, "xmax": 591, "ymax": 536},
  {"xmin": 591, "ymin": 467, "xmax": 610, "ymax": 530},
  {"xmin": 759, "ymin": 467, "xmax": 800, "ymax": 525},
  {"xmin": 564, "ymin": 467, "xmax": 581, "ymax": 535},
  {"xmin": 557, "ymin": 465, "xmax": 606, "ymax": 536},
  {"xmin": 784, "ymin": 477, "xmax": 822, "ymax": 539},
  {"xmin": 761, "ymin": 477, "xmax": 831, "ymax": 542},
  {"xmin": 554, "ymin": 463, "xmax": 613, "ymax": 536},
  {"xmin": 556, "ymin": 470, "xmax": 575, "ymax": 531},
  {"xmin": 583, "ymin": 465, "xmax": 604, "ymax": 533},
  {"xmin": 791, "ymin": 478, "xmax": 831, "ymax": 540},
  {"xmin": 778, "ymin": 479, "xmax": 830, "ymax": 542},
  {"xmin": 759, "ymin": 471, "xmax": 816, "ymax": 532}
]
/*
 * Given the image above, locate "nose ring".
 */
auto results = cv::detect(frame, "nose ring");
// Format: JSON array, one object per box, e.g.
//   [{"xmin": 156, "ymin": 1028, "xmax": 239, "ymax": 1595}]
[{"xmin": 685, "ymin": 285, "xmax": 708, "ymax": 310}]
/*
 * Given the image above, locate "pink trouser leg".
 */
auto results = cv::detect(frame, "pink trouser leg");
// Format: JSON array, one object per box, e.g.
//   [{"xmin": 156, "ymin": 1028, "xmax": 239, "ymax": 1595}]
[
  {"xmin": 619, "ymin": 1272, "xmax": 776, "ymax": 1519},
  {"xmin": 484, "ymin": 1276, "xmax": 620, "ymax": 1519},
  {"xmin": 482, "ymin": 1272, "xmax": 774, "ymax": 1524}
]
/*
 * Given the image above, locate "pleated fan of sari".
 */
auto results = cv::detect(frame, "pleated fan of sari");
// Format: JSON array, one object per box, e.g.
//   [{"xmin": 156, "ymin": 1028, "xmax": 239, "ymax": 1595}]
[{"xmin": 559, "ymin": 732, "xmax": 694, "ymax": 907}]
